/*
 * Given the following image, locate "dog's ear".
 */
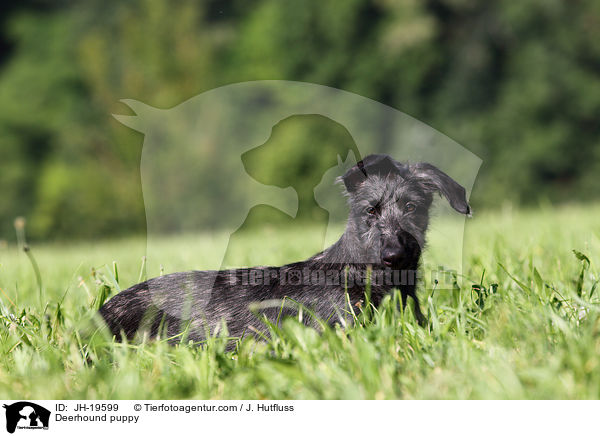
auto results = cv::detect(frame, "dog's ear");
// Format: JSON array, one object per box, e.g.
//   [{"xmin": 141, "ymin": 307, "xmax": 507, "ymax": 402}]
[
  {"xmin": 412, "ymin": 163, "xmax": 471, "ymax": 215},
  {"xmin": 342, "ymin": 154, "xmax": 408, "ymax": 193}
]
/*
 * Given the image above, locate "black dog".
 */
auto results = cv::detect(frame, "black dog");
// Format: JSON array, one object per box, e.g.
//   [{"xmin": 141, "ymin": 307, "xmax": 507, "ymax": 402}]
[{"xmin": 99, "ymin": 154, "xmax": 471, "ymax": 344}]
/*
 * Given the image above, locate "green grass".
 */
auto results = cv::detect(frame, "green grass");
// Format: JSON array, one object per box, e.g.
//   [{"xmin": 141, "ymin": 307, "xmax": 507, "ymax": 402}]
[{"xmin": 1, "ymin": 203, "xmax": 599, "ymax": 399}]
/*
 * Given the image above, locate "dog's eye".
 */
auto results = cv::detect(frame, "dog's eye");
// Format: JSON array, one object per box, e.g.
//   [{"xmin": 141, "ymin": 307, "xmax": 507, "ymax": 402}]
[
  {"xmin": 404, "ymin": 202, "xmax": 416, "ymax": 213},
  {"xmin": 366, "ymin": 206, "xmax": 377, "ymax": 215}
]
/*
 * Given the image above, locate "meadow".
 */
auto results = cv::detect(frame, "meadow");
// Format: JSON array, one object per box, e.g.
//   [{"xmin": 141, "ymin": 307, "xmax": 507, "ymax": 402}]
[{"xmin": 0, "ymin": 203, "xmax": 599, "ymax": 399}]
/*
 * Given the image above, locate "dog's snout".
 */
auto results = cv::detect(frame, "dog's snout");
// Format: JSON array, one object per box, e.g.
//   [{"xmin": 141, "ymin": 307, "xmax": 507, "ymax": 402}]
[
  {"xmin": 380, "ymin": 230, "xmax": 421, "ymax": 267},
  {"xmin": 382, "ymin": 246, "xmax": 404, "ymax": 267}
]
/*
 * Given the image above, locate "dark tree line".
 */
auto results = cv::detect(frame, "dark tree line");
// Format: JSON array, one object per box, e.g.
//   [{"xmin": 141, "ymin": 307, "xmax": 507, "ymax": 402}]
[{"xmin": 0, "ymin": 0, "xmax": 598, "ymax": 240}]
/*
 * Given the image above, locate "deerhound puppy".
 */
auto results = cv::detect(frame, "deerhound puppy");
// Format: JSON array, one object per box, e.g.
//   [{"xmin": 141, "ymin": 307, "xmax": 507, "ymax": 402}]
[{"xmin": 99, "ymin": 154, "xmax": 471, "ymax": 344}]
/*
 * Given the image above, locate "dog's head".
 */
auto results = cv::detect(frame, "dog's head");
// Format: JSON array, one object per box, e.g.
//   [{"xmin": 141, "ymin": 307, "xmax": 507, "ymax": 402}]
[{"xmin": 340, "ymin": 154, "xmax": 471, "ymax": 268}]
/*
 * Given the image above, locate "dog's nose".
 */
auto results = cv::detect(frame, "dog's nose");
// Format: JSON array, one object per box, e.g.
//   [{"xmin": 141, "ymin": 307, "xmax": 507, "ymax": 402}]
[{"xmin": 382, "ymin": 247, "xmax": 403, "ymax": 267}]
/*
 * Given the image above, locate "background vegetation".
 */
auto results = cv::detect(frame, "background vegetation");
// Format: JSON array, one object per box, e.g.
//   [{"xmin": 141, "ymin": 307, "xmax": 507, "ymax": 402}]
[{"xmin": 0, "ymin": 0, "xmax": 598, "ymax": 241}]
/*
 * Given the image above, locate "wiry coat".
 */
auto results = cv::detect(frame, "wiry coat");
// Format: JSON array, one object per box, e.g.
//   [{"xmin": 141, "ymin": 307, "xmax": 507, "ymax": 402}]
[{"xmin": 99, "ymin": 155, "xmax": 471, "ymax": 344}]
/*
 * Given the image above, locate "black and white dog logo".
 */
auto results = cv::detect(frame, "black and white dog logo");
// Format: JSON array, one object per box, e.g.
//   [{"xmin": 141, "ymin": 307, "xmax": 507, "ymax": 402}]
[{"xmin": 3, "ymin": 402, "xmax": 50, "ymax": 433}]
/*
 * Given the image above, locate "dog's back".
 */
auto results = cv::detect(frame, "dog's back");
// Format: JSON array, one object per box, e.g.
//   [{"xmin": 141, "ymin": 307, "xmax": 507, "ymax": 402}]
[{"xmin": 99, "ymin": 263, "xmax": 352, "ymax": 343}]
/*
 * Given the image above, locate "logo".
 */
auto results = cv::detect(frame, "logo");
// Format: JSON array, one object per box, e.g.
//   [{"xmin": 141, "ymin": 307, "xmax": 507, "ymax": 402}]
[
  {"xmin": 113, "ymin": 80, "xmax": 481, "ymax": 310},
  {"xmin": 2, "ymin": 402, "xmax": 50, "ymax": 433}
]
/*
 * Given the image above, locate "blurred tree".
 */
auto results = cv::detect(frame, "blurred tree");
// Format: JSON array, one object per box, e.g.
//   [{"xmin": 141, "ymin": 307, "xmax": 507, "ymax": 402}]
[
  {"xmin": 0, "ymin": 0, "xmax": 598, "ymax": 240},
  {"xmin": 424, "ymin": 0, "xmax": 600, "ymax": 205},
  {"xmin": 0, "ymin": 0, "xmax": 234, "ymax": 240},
  {"xmin": 229, "ymin": 0, "xmax": 436, "ymax": 109}
]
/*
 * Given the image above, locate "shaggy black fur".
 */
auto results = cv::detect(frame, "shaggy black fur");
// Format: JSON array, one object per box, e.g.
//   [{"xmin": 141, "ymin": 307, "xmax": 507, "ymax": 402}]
[{"xmin": 99, "ymin": 154, "xmax": 471, "ymax": 344}]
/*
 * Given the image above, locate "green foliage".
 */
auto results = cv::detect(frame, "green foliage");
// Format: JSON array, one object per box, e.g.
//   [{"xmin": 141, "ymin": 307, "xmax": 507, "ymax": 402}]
[
  {"xmin": 0, "ymin": 0, "xmax": 599, "ymax": 240},
  {"xmin": 0, "ymin": 205, "xmax": 599, "ymax": 399}
]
